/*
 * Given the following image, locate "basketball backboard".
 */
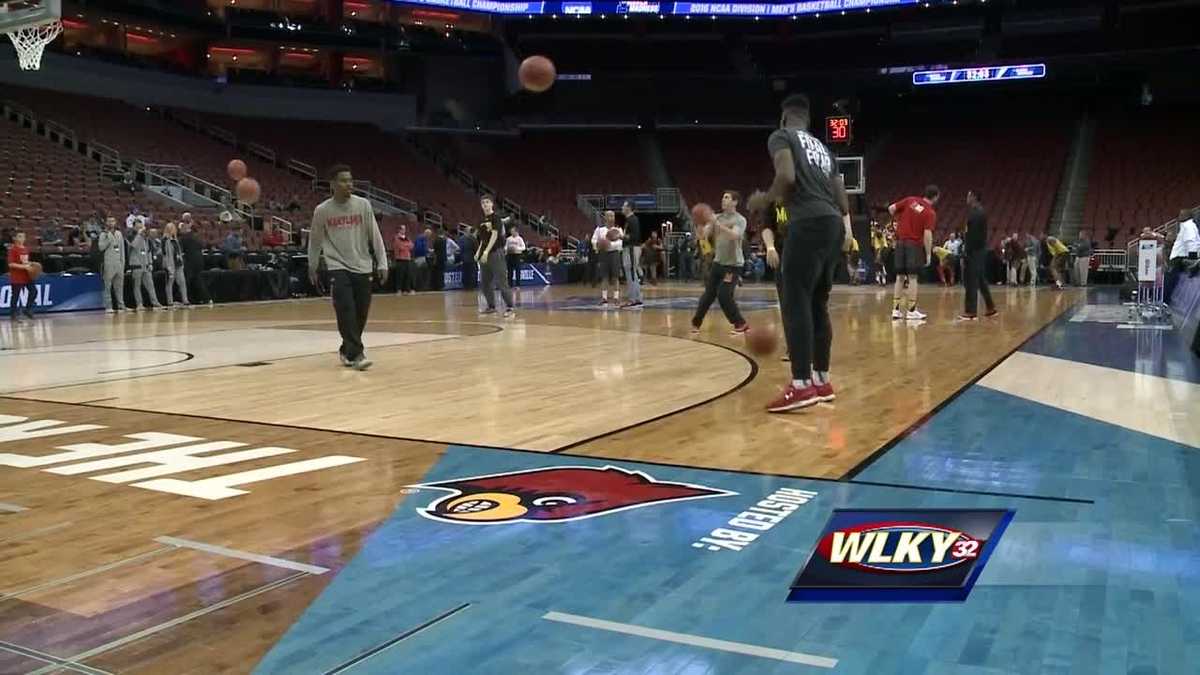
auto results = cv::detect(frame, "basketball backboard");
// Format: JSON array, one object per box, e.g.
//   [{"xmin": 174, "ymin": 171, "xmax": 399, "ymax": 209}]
[
  {"xmin": 1, "ymin": 0, "xmax": 61, "ymax": 70},
  {"xmin": 837, "ymin": 156, "xmax": 866, "ymax": 195},
  {"xmin": 0, "ymin": 0, "xmax": 59, "ymax": 32}
]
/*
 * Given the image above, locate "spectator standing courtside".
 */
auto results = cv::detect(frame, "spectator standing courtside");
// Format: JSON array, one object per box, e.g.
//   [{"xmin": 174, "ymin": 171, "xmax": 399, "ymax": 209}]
[
  {"xmin": 128, "ymin": 220, "xmax": 162, "ymax": 311},
  {"xmin": 98, "ymin": 217, "xmax": 127, "ymax": 313},
  {"xmin": 459, "ymin": 228, "xmax": 478, "ymax": 290},
  {"xmin": 178, "ymin": 215, "xmax": 210, "ymax": 305},
  {"xmin": 223, "ymin": 230, "xmax": 244, "ymax": 271},
  {"xmin": 412, "ymin": 228, "xmax": 429, "ymax": 291},
  {"xmin": 958, "ymin": 190, "xmax": 997, "ymax": 321},
  {"xmin": 506, "ymin": 225, "xmax": 526, "ymax": 289},
  {"xmin": 393, "ymin": 225, "xmax": 415, "ymax": 295},
  {"xmin": 620, "ymin": 201, "xmax": 644, "ymax": 309},
  {"xmin": 1072, "ymin": 234, "xmax": 1093, "ymax": 287},
  {"xmin": 1164, "ymin": 208, "xmax": 1199, "ymax": 304},
  {"xmin": 1025, "ymin": 233, "xmax": 1041, "ymax": 286},
  {"xmin": 162, "ymin": 222, "xmax": 189, "ymax": 308}
]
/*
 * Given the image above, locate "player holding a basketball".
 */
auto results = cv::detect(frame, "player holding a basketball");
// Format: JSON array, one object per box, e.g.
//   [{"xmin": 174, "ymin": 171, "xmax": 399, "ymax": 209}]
[
  {"xmin": 307, "ymin": 164, "xmax": 389, "ymax": 371},
  {"xmin": 750, "ymin": 94, "xmax": 852, "ymax": 412},
  {"xmin": 476, "ymin": 195, "xmax": 516, "ymax": 317},
  {"xmin": 888, "ymin": 185, "xmax": 939, "ymax": 320},
  {"xmin": 591, "ymin": 211, "xmax": 622, "ymax": 306},
  {"xmin": 6, "ymin": 230, "xmax": 35, "ymax": 322},
  {"xmin": 691, "ymin": 191, "xmax": 749, "ymax": 335}
]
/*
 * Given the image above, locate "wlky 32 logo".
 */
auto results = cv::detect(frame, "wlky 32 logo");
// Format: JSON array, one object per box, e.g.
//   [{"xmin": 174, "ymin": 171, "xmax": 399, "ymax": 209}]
[{"xmin": 788, "ymin": 509, "xmax": 1014, "ymax": 602}]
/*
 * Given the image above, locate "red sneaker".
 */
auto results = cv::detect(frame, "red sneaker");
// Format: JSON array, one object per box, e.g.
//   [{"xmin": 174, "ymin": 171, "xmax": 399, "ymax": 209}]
[
  {"xmin": 814, "ymin": 381, "xmax": 835, "ymax": 402},
  {"xmin": 766, "ymin": 383, "xmax": 821, "ymax": 413}
]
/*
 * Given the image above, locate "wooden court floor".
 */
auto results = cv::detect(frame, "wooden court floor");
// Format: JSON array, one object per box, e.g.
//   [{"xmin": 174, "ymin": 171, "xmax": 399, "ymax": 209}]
[{"xmin": 0, "ymin": 281, "xmax": 1079, "ymax": 673}]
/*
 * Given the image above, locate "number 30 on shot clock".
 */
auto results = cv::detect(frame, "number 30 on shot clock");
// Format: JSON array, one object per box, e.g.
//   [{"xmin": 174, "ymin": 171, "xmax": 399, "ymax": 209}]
[{"xmin": 826, "ymin": 115, "xmax": 852, "ymax": 145}]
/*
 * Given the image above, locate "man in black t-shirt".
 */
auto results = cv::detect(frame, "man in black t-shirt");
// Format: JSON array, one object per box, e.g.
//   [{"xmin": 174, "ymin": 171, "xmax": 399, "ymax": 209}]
[
  {"xmin": 749, "ymin": 93, "xmax": 852, "ymax": 413},
  {"xmin": 476, "ymin": 196, "xmax": 516, "ymax": 317},
  {"xmin": 958, "ymin": 190, "xmax": 997, "ymax": 320}
]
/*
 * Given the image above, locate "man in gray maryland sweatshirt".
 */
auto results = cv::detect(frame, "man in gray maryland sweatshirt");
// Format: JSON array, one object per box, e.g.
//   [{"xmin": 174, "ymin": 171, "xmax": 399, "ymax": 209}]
[{"xmin": 307, "ymin": 164, "xmax": 389, "ymax": 371}]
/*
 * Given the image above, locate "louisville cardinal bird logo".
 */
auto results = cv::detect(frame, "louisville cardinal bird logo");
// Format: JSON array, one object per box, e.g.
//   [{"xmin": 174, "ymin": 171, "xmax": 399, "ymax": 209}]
[{"xmin": 411, "ymin": 465, "xmax": 736, "ymax": 525}]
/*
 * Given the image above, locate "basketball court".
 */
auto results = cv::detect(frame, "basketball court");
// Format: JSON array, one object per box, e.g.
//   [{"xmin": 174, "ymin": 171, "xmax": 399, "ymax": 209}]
[
  {"xmin": 3, "ymin": 0, "xmax": 1200, "ymax": 672},
  {"xmin": 4, "ymin": 278, "xmax": 1198, "ymax": 674}
]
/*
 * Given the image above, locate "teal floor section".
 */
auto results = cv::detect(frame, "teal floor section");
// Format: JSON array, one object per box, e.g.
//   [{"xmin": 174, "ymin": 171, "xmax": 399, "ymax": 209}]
[{"xmin": 255, "ymin": 299, "xmax": 1200, "ymax": 674}]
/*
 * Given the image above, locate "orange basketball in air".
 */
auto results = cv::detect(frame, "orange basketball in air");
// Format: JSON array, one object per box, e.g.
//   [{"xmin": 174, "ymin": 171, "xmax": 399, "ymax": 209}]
[
  {"xmin": 236, "ymin": 177, "xmax": 261, "ymax": 205},
  {"xmin": 746, "ymin": 324, "xmax": 778, "ymax": 356},
  {"xmin": 518, "ymin": 55, "xmax": 556, "ymax": 93},
  {"xmin": 227, "ymin": 159, "xmax": 248, "ymax": 181},
  {"xmin": 691, "ymin": 202, "xmax": 715, "ymax": 225},
  {"xmin": 606, "ymin": 227, "xmax": 622, "ymax": 242}
]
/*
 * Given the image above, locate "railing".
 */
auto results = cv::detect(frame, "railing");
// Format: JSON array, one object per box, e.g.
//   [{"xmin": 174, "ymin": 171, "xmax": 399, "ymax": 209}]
[
  {"xmin": 1121, "ymin": 208, "xmax": 1192, "ymax": 274},
  {"xmin": 247, "ymin": 142, "xmax": 276, "ymax": 164},
  {"xmin": 271, "ymin": 215, "xmax": 293, "ymax": 236},
  {"xmin": 288, "ymin": 159, "xmax": 317, "ymax": 181},
  {"xmin": 43, "ymin": 120, "xmax": 75, "ymax": 149},
  {"xmin": 2, "ymin": 100, "xmax": 35, "ymax": 125},
  {"xmin": 1093, "ymin": 249, "xmax": 1127, "ymax": 273},
  {"xmin": 206, "ymin": 125, "xmax": 237, "ymax": 146}
]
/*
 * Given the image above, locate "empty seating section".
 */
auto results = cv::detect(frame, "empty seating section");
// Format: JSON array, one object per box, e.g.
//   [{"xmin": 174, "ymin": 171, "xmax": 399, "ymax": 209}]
[
  {"xmin": 867, "ymin": 111, "xmax": 1070, "ymax": 246},
  {"xmin": 193, "ymin": 114, "xmax": 479, "ymax": 229},
  {"xmin": 437, "ymin": 131, "xmax": 652, "ymax": 237},
  {"xmin": 3, "ymin": 86, "xmax": 312, "ymax": 219},
  {"xmin": 659, "ymin": 130, "xmax": 772, "ymax": 212},
  {"xmin": 1084, "ymin": 106, "xmax": 1200, "ymax": 247},
  {"xmin": 0, "ymin": 120, "xmax": 185, "ymax": 240}
]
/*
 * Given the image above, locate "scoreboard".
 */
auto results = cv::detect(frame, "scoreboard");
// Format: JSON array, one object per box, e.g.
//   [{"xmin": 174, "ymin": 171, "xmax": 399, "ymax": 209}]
[
  {"xmin": 389, "ymin": 0, "xmax": 919, "ymax": 16},
  {"xmin": 912, "ymin": 63, "xmax": 1047, "ymax": 86}
]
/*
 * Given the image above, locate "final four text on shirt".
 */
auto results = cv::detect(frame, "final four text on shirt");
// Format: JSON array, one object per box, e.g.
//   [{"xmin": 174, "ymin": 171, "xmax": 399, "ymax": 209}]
[{"xmin": 691, "ymin": 487, "xmax": 818, "ymax": 553}]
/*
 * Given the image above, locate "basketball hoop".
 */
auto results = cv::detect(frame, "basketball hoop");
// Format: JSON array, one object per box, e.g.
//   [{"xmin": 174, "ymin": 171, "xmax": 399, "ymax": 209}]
[{"xmin": 6, "ymin": 18, "xmax": 60, "ymax": 70}]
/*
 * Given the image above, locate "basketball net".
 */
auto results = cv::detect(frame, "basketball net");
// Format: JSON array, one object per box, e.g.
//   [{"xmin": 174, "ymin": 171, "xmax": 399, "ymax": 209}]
[{"xmin": 6, "ymin": 18, "xmax": 60, "ymax": 70}]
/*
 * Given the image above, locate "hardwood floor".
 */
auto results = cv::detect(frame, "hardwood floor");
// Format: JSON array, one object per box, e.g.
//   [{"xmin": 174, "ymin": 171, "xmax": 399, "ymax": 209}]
[{"xmin": 0, "ymin": 281, "xmax": 1079, "ymax": 673}]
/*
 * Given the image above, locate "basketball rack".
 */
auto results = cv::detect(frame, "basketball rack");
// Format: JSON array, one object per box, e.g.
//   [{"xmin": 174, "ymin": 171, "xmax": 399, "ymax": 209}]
[{"xmin": 1, "ymin": 0, "xmax": 61, "ymax": 71}]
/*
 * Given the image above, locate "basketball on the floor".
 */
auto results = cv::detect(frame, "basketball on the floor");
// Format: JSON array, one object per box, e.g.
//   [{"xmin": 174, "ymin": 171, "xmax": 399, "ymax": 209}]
[
  {"xmin": 606, "ymin": 227, "xmax": 622, "ymax": 242},
  {"xmin": 27, "ymin": 261, "xmax": 42, "ymax": 280},
  {"xmin": 746, "ymin": 325, "xmax": 778, "ymax": 356},
  {"xmin": 236, "ymin": 177, "xmax": 261, "ymax": 204},
  {"xmin": 518, "ymin": 55, "xmax": 556, "ymax": 93},
  {"xmin": 227, "ymin": 159, "xmax": 248, "ymax": 181},
  {"xmin": 691, "ymin": 202, "xmax": 715, "ymax": 225}
]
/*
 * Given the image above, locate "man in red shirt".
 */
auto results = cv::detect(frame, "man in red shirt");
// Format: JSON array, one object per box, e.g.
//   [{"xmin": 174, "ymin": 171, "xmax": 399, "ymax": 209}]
[
  {"xmin": 6, "ymin": 230, "xmax": 35, "ymax": 322},
  {"xmin": 392, "ymin": 224, "xmax": 415, "ymax": 295},
  {"xmin": 888, "ymin": 185, "xmax": 939, "ymax": 321}
]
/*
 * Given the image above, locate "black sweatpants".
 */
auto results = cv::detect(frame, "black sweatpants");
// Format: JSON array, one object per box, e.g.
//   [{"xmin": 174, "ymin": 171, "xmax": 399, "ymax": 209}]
[
  {"xmin": 185, "ymin": 266, "xmax": 210, "ymax": 304},
  {"xmin": 693, "ymin": 263, "xmax": 745, "ymax": 328},
  {"xmin": 9, "ymin": 282, "xmax": 33, "ymax": 319},
  {"xmin": 393, "ymin": 259, "xmax": 414, "ymax": 293},
  {"xmin": 780, "ymin": 215, "xmax": 842, "ymax": 381},
  {"xmin": 330, "ymin": 270, "xmax": 373, "ymax": 361},
  {"xmin": 507, "ymin": 253, "xmax": 522, "ymax": 288},
  {"xmin": 963, "ymin": 249, "xmax": 995, "ymax": 316}
]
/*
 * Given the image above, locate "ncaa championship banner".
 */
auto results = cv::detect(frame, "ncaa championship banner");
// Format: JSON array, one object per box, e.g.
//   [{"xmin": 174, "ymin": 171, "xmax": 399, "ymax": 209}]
[
  {"xmin": 789, "ymin": 509, "xmax": 1014, "ymax": 602},
  {"xmin": 0, "ymin": 273, "xmax": 103, "ymax": 313}
]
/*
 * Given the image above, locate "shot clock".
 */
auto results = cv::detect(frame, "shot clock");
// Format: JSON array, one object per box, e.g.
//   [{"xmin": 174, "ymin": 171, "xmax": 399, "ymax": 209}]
[{"xmin": 826, "ymin": 115, "xmax": 852, "ymax": 145}]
